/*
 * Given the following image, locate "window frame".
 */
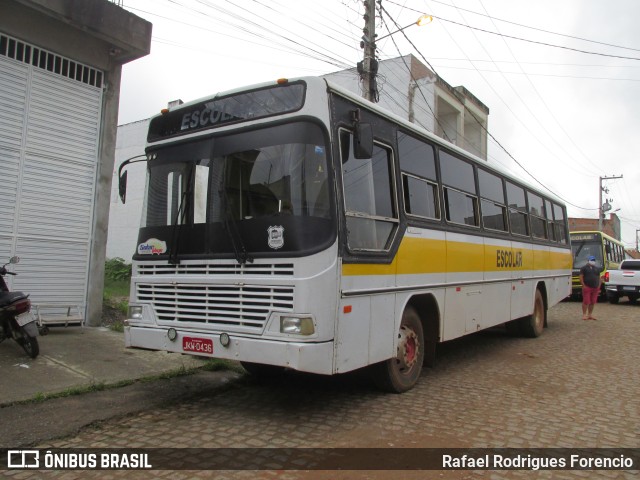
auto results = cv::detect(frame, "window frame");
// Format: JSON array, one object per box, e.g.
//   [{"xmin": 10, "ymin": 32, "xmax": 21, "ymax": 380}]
[
  {"xmin": 527, "ymin": 191, "xmax": 548, "ymax": 240},
  {"xmin": 443, "ymin": 185, "xmax": 480, "ymax": 228},
  {"xmin": 439, "ymin": 149, "xmax": 480, "ymax": 229},
  {"xmin": 506, "ymin": 181, "xmax": 529, "ymax": 237},
  {"xmin": 552, "ymin": 203, "xmax": 568, "ymax": 244},
  {"xmin": 397, "ymin": 131, "xmax": 441, "ymax": 222},
  {"xmin": 339, "ymin": 127, "xmax": 399, "ymax": 253},
  {"xmin": 477, "ymin": 168, "xmax": 508, "ymax": 233},
  {"xmin": 401, "ymin": 173, "xmax": 441, "ymax": 221}
]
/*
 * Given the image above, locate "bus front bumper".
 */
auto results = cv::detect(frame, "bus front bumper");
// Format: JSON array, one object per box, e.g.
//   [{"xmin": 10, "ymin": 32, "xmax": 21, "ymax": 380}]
[{"xmin": 124, "ymin": 326, "xmax": 335, "ymax": 375}]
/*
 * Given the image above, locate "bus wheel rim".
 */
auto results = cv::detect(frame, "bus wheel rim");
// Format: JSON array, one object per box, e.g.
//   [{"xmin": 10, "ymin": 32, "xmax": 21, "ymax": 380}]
[
  {"xmin": 534, "ymin": 296, "xmax": 544, "ymax": 329},
  {"xmin": 398, "ymin": 326, "xmax": 419, "ymax": 371}
]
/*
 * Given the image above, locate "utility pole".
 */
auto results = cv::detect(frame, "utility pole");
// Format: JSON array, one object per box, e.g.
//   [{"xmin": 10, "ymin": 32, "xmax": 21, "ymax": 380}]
[
  {"xmin": 360, "ymin": 0, "xmax": 377, "ymax": 101},
  {"xmin": 636, "ymin": 229, "xmax": 639, "ymax": 252},
  {"xmin": 598, "ymin": 174, "xmax": 623, "ymax": 232}
]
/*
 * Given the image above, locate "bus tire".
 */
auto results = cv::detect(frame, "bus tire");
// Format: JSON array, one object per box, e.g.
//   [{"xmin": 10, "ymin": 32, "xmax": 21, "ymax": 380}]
[
  {"xmin": 240, "ymin": 362, "xmax": 285, "ymax": 377},
  {"xmin": 505, "ymin": 319, "xmax": 522, "ymax": 336},
  {"xmin": 370, "ymin": 306, "xmax": 424, "ymax": 393},
  {"xmin": 520, "ymin": 289, "xmax": 545, "ymax": 338}
]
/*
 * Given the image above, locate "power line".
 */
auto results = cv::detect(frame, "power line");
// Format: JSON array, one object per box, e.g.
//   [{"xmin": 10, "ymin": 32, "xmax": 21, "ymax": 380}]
[
  {"xmin": 430, "ymin": 13, "xmax": 640, "ymax": 61},
  {"xmin": 473, "ymin": 0, "xmax": 603, "ymax": 176},
  {"xmin": 385, "ymin": 0, "xmax": 640, "ymax": 55},
  {"xmin": 430, "ymin": 65, "xmax": 640, "ymax": 82},
  {"xmin": 127, "ymin": 1, "xmax": 357, "ymax": 71},
  {"xmin": 378, "ymin": 3, "xmax": 596, "ymax": 211}
]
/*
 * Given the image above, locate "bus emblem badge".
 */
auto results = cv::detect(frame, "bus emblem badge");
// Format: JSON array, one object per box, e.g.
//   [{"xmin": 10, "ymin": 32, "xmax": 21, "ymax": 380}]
[{"xmin": 267, "ymin": 226, "xmax": 285, "ymax": 250}]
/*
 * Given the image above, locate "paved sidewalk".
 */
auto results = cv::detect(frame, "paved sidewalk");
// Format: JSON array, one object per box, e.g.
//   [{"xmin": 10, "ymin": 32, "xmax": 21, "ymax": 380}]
[{"xmin": 0, "ymin": 326, "xmax": 210, "ymax": 406}]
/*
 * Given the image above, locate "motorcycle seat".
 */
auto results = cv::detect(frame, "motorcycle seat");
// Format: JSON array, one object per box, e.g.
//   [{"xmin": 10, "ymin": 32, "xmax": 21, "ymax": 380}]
[{"xmin": 0, "ymin": 291, "xmax": 29, "ymax": 307}]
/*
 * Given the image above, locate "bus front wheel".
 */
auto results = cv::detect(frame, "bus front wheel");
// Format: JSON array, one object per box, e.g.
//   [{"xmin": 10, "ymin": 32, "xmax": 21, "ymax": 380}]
[{"xmin": 370, "ymin": 306, "xmax": 424, "ymax": 393}]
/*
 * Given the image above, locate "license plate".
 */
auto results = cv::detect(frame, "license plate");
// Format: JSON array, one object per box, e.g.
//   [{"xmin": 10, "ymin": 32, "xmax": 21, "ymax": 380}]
[
  {"xmin": 182, "ymin": 336, "xmax": 213, "ymax": 354},
  {"xmin": 623, "ymin": 286, "xmax": 636, "ymax": 291},
  {"xmin": 15, "ymin": 311, "xmax": 35, "ymax": 327}
]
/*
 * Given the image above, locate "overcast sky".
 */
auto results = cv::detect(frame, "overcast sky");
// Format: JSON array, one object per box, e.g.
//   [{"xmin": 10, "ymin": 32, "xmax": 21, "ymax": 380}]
[{"xmin": 117, "ymin": 0, "xmax": 640, "ymax": 249}]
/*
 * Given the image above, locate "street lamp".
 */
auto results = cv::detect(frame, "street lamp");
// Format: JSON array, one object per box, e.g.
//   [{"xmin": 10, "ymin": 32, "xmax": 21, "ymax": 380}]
[{"xmin": 377, "ymin": 14, "xmax": 433, "ymax": 41}]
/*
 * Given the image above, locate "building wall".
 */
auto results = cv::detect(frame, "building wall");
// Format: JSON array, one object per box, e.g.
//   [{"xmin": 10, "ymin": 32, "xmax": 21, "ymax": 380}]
[{"xmin": 0, "ymin": 0, "xmax": 150, "ymax": 326}]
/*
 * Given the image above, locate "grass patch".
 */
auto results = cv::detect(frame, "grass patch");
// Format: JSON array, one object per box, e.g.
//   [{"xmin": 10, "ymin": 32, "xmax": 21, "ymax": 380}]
[
  {"xmin": 109, "ymin": 321, "xmax": 124, "ymax": 333},
  {"xmin": 23, "ymin": 381, "xmax": 127, "ymax": 405},
  {"xmin": 103, "ymin": 277, "xmax": 130, "ymax": 300},
  {"xmin": 103, "ymin": 276, "xmax": 129, "ymax": 329},
  {"xmin": 7, "ymin": 361, "xmax": 240, "ymax": 407},
  {"xmin": 201, "ymin": 358, "xmax": 246, "ymax": 374}
]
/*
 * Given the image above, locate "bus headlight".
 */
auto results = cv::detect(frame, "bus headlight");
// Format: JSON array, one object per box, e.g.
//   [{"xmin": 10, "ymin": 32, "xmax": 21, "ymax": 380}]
[
  {"xmin": 129, "ymin": 305, "xmax": 143, "ymax": 320},
  {"xmin": 280, "ymin": 316, "xmax": 314, "ymax": 335}
]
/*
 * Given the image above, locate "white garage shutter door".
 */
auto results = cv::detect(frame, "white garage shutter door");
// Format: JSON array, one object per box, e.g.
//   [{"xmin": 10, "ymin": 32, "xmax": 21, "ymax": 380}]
[{"xmin": 0, "ymin": 33, "xmax": 103, "ymax": 312}]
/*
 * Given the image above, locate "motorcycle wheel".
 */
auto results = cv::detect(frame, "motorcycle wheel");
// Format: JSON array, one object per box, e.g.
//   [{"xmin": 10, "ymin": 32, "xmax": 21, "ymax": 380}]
[{"xmin": 18, "ymin": 328, "xmax": 39, "ymax": 359}]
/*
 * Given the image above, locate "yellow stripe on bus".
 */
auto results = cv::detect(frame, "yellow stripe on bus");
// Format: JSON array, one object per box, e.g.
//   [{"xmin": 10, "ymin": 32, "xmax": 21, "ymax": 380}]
[{"xmin": 342, "ymin": 237, "xmax": 571, "ymax": 276}]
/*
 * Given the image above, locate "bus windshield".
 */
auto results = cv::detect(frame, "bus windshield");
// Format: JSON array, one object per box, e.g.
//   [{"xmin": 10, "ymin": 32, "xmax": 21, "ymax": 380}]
[
  {"xmin": 137, "ymin": 121, "xmax": 334, "ymax": 260},
  {"xmin": 571, "ymin": 239, "xmax": 603, "ymax": 269}
]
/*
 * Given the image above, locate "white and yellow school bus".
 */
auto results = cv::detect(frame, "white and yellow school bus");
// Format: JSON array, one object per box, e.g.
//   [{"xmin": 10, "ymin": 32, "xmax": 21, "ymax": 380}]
[{"xmin": 119, "ymin": 77, "xmax": 572, "ymax": 392}]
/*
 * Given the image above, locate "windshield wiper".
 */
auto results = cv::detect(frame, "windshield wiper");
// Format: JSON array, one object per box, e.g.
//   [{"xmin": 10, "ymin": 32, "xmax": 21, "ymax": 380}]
[
  {"xmin": 219, "ymin": 188, "xmax": 253, "ymax": 265},
  {"xmin": 168, "ymin": 165, "xmax": 194, "ymax": 265}
]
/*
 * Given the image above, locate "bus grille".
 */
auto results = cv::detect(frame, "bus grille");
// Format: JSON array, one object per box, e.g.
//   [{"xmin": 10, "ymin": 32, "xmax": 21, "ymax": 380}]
[
  {"xmin": 136, "ymin": 283, "xmax": 295, "ymax": 332},
  {"xmin": 136, "ymin": 263, "xmax": 294, "ymax": 276}
]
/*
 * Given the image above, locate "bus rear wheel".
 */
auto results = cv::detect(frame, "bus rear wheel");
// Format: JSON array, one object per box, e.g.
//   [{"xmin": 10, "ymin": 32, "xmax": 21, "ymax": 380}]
[
  {"xmin": 370, "ymin": 306, "xmax": 424, "ymax": 393},
  {"xmin": 506, "ymin": 289, "xmax": 546, "ymax": 337},
  {"xmin": 521, "ymin": 289, "xmax": 545, "ymax": 338}
]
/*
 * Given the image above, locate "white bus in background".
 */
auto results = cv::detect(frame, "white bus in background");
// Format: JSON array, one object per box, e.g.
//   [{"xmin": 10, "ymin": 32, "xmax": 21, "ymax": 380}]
[{"xmin": 118, "ymin": 77, "xmax": 572, "ymax": 392}]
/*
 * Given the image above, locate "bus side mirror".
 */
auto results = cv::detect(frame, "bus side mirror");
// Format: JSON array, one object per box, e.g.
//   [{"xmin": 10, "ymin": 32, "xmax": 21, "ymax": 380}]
[
  {"xmin": 353, "ymin": 122, "xmax": 373, "ymax": 159},
  {"xmin": 605, "ymin": 244, "xmax": 611, "ymax": 254},
  {"xmin": 119, "ymin": 170, "xmax": 128, "ymax": 204}
]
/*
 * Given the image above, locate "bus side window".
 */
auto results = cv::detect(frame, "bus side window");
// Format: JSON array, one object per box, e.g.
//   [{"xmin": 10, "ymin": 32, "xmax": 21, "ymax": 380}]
[
  {"xmin": 341, "ymin": 130, "xmax": 398, "ymax": 251},
  {"xmin": 544, "ymin": 199, "xmax": 556, "ymax": 241},
  {"xmin": 552, "ymin": 203, "xmax": 567, "ymax": 244},
  {"xmin": 477, "ymin": 168, "xmax": 507, "ymax": 232},
  {"xmin": 527, "ymin": 191, "xmax": 547, "ymax": 239},
  {"xmin": 440, "ymin": 150, "xmax": 479, "ymax": 227},
  {"xmin": 397, "ymin": 131, "xmax": 440, "ymax": 221},
  {"xmin": 506, "ymin": 181, "xmax": 528, "ymax": 236}
]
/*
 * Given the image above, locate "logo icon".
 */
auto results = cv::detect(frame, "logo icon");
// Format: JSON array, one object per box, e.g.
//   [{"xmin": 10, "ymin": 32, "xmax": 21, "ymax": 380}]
[
  {"xmin": 137, "ymin": 238, "xmax": 167, "ymax": 255},
  {"xmin": 267, "ymin": 226, "xmax": 285, "ymax": 250},
  {"xmin": 8, "ymin": 450, "xmax": 39, "ymax": 468}
]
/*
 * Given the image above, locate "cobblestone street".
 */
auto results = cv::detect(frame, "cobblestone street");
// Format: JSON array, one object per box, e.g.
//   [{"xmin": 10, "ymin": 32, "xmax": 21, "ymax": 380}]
[{"xmin": 6, "ymin": 300, "xmax": 640, "ymax": 479}]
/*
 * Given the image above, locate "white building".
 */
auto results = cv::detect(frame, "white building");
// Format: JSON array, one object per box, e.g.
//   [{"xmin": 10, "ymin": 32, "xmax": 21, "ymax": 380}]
[
  {"xmin": 107, "ymin": 55, "xmax": 489, "ymax": 261},
  {"xmin": 325, "ymin": 55, "xmax": 489, "ymax": 159},
  {"xmin": 107, "ymin": 118, "xmax": 149, "ymax": 261}
]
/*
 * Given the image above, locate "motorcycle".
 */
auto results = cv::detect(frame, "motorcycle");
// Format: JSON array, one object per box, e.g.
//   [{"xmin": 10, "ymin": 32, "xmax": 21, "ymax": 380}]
[{"xmin": 0, "ymin": 256, "xmax": 39, "ymax": 358}]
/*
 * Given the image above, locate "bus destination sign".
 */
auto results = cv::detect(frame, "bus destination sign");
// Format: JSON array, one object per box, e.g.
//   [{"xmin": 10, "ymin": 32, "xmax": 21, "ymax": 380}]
[
  {"xmin": 570, "ymin": 233, "xmax": 599, "ymax": 242},
  {"xmin": 148, "ymin": 82, "xmax": 305, "ymax": 142}
]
